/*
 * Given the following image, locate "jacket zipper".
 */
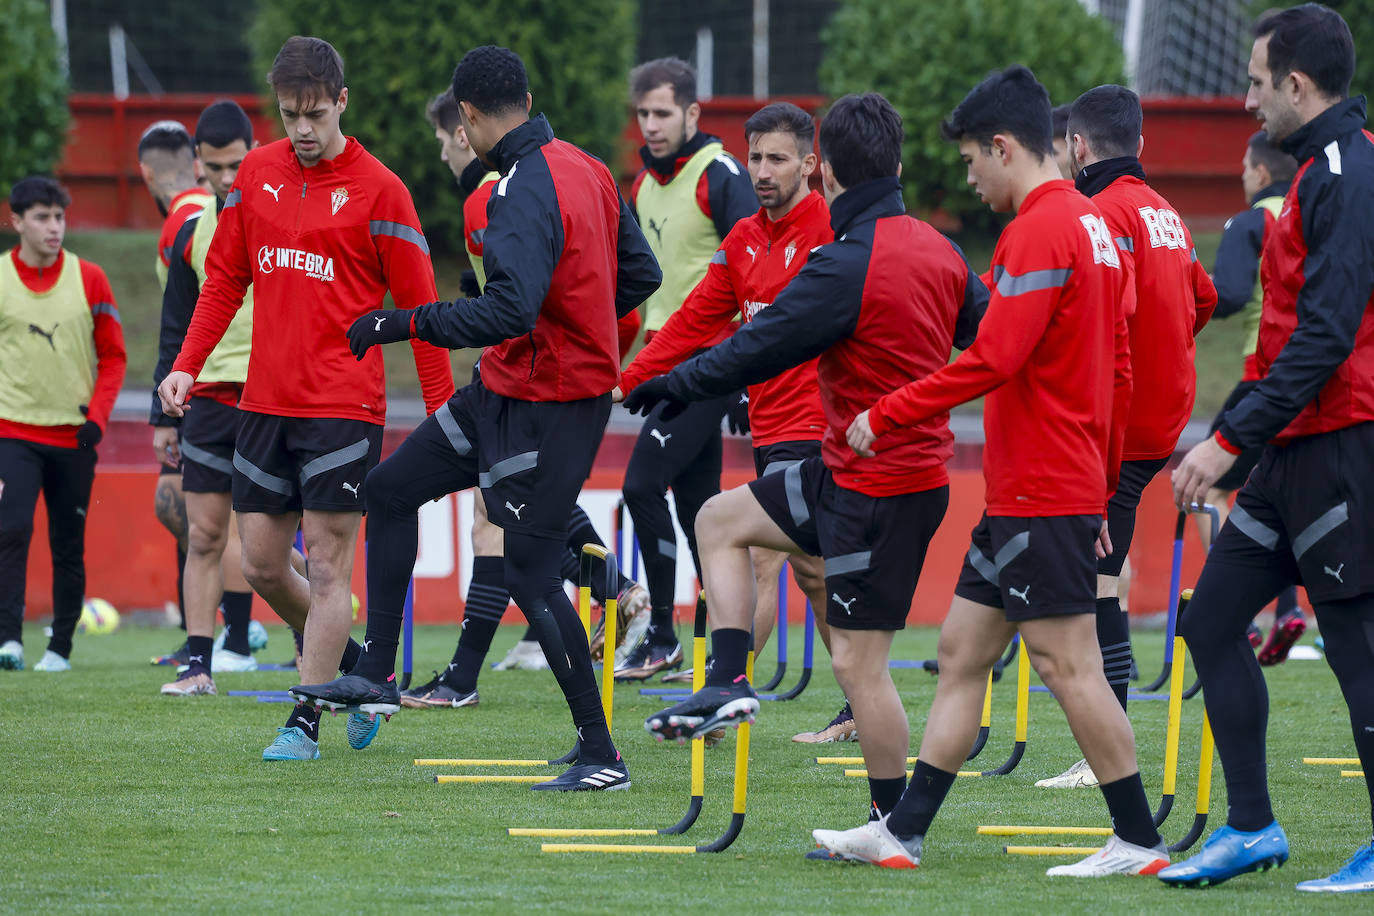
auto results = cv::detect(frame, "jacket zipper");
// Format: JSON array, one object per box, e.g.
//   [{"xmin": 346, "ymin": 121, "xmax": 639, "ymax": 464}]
[{"xmin": 295, "ymin": 180, "xmax": 308, "ymax": 232}]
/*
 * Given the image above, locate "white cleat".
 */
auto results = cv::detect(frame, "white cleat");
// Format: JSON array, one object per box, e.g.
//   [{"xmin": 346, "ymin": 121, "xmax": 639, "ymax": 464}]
[
  {"xmin": 33, "ymin": 650, "xmax": 71, "ymax": 672},
  {"xmin": 1046, "ymin": 834, "xmax": 1169, "ymax": 877},
  {"xmin": 0, "ymin": 640, "xmax": 23, "ymax": 671},
  {"xmin": 1035, "ymin": 758, "xmax": 1099, "ymax": 788},
  {"xmin": 211, "ymin": 649, "xmax": 259, "ymax": 673},
  {"xmin": 492, "ymin": 639, "xmax": 549, "ymax": 671},
  {"xmin": 811, "ymin": 816, "xmax": 921, "ymax": 869}
]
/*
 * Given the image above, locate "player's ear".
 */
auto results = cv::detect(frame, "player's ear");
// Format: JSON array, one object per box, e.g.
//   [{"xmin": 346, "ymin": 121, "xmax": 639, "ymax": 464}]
[
  {"xmin": 524, "ymin": 92, "xmax": 532, "ymax": 115},
  {"xmin": 1136, "ymin": 134, "xmax": 1145, "ymax": 159},
  {"xmin": 337, "ymin": 87, "xmax": 349, "ymax": 113}
]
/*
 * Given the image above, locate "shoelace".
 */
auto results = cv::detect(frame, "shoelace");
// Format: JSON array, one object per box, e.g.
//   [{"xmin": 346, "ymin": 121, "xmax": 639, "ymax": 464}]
[
  {"xmin": 825, "ymin": 704, "xmax": 854, "ymax": 730},
  {"xmin": 1329, "ymin": 843, "xmax": 1374, "ymax": 879}
]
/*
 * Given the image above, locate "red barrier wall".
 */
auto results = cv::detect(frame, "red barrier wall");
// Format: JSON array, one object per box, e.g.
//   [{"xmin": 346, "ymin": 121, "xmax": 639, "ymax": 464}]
[
  {"xmin": 23, "ymin": 422, "xmax": 1218, "ymax": 627},
  {"xmin": 42, "ymin": 94, "xmax": 1256, "ymax": 231}
]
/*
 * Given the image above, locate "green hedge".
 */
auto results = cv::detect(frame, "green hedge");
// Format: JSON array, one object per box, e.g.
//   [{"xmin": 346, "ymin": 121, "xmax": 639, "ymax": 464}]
[
  {"xmin": 249, "ymin": 0, "xmax": 636, "ymax": 253},
  {"xmin": 820, "ymin": 0, "xmax": 1123, "ymax": 229},
  {"xmin": 0, "ymin": 0, "xmax": 69, "ymax": 195}
]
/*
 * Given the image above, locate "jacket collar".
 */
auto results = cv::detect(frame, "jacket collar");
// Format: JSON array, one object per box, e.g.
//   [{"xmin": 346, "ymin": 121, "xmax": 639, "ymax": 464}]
[
  {"xmin": 640, "ymin": 131, "xmax": 717, "ymax": 183},
  {"xmin": 762, "ymin": 190, "xmax": 826, "ymax": 237},
  {"xmin": 1251, "ymin": 181, "xmax": 1290, "ymax": 205},
  {"xmin": 459, "ymin": 157, "xmax": 489, "ymax": 196},
  {"xmin": 1281, "ymin": 96, "xmax": 1367, "ymax": 164},
  {"xmin": 486, "ymin": 115, "xmax": 555, "ymax": 174},
  {"xmin": 829, "ymin": 177, "xmax": 903, "ymax": 237},
  {"xmin": 1074, "ymin": 156, "xmax": 1147, "ymax": 198},
  {"xmin": 283, "ymin": 135, "xmax": 363, "ymax": 175}
]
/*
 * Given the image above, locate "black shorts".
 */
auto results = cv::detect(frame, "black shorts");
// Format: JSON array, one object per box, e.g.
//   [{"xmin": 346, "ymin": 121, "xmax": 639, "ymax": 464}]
[
  {"xmin": 180, "ymin": 398, "xmax": 240, "ymax": 494},
  {"xmin": 752, "ymin": 439, "xmax": 822, "ymax": 479},
  {"xmin": 1098, "ymin": 456, "xmax": 1169, "ymax": 576},
  {"xmin": 408, "ymin": 380, "xmax": 611, "ymax": 539},
  {"xmin": 232, "ymin": 411, "xmax": 383, "ymax": 514},
  {"xmin": 1209, "ymin": 380, "xmax": 1266, "ymax": 491},
  {"xmin": 1209, "ymin": 421, "xmax": 1374, "ymax": 603},
  {"xmin": 750, "ymin": 456, "xmax": 948, "ymax": 631},
  {"xmin": 954, "ymin": 513, "xmax": 1100, "ymax": 621}
]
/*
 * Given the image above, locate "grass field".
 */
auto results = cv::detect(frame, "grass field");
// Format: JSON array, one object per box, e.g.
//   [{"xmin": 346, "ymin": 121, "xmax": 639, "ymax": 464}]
[
  {"xmin": 4, "ymin": 227, "xmax": 1244, "ymax": 421},
  {"xmin": 4, "ymin": 619, "xmax": 1369, "ymax": 914}
]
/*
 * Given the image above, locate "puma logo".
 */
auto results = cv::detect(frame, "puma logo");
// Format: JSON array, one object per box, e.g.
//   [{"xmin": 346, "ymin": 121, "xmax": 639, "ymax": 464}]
[
  {"xmin": 448, "ymin": 661, "xmax": 459, "ymax": 671},
  {"xmin": 373, "ymin": 316, "xmax": 386, "ymax": 331},
  {"xmin": 28, "ymin": 323, "xmax": 58, "ymax": 349},
  {"xmin": 363, "ymin": 640, "xmax": 373, "ymax": 652},
  {"xmin": 831, "ymin": 593, "xmax": 857, "ymax": 614},
  {"xmin": 298, "ymin": 718, "xmax": 317, "ymax": 734},
  {"xmin": 738, "ymin": 393, "xmax": 748, "ymax": 404},
  {"xmin": 505, "ymin": 501, "xmax": 526, "ymax": 519},
  {"xmin": 1008, "ymin": 585, "xmax": 1030, "ymax": 604},
  {"xmin": 746, "ymin": 245, "xmax": 757, "ymax": 261},
  {"xmin": 647, "ymin": 217, "xmax": 666, "ymax": 244},
  {"xmin": 341, "ymin": 481, "xmax": 359, "ymax": 498},
  {"xmin": 189, "ymin": 655, "xmax": 204, "ymax": 665},
  {"xmin": 649, "ymin": 429, "xmax": 671, "ymax": 447},
  {"xmin": 1325, "ymin": 563, "xmax": 1344, "ymax": 583},
  {"xmin": 577, "ymin": 726, "xmax": 585, "ymax": 741},
  {"xmin": 263, "ymin": 182, "xmax": 283, "ymax": 201}
]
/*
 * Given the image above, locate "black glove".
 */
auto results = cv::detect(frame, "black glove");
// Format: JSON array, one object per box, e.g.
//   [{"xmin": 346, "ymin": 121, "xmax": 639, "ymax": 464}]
[
  {"xmin": 76, "ymin": 421, "xmax": 103, "ymax": 449},
  {"xmin": 459, "ymin": 269, "xmax": 481, "ymax": 299},
  {"xmin": 623, "ymin": 375, "xmax": 688, "ymax": 421},
  {"xmin": 726, "ymin": 391, "xmax": 750, "ymax": 436},
  {"xmin": 348, "ymin": 308, "xmax": 415, "ymax": 360}
]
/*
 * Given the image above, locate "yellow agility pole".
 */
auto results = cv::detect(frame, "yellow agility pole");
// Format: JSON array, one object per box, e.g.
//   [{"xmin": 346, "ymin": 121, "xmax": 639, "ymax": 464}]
[
  {"xmin": 816, "ymin": 757, "xmax": 918, "ymax": 765},
  {"xmin": 579, "ymin": 543, "xmax": 618, "ymax": 729},
  {"xmin": 1005, "ymin": 845, "xmax": 1103, "ymax": 856},
  {"xmin": 1167, "ymin": 712, "xmax": 1214, "ymax": 852},
  {"xmin": 979, "ymin": 825, "xmax": 1113, "ymax": 837},
  {"xmin": 510, "ymin": 595, "xmax": 711, "ymax": 839},
  {"xmin": 416, "ymin": 759, "xmax": 556, "ymax": 767},
  {"xmin": 435, "ymin": 775, "xmax": 546, "ymax": 784},
  {"xmin": 1305, "ymin": 758, "xmax": 1361, "ymax": 765},
  {"xmin": 1342, "ymin": 771, "xmax": 1366, "ymax": 778}
]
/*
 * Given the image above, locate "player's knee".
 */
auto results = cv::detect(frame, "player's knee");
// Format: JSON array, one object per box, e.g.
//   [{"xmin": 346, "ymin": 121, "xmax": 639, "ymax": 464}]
[
  {"xmin": 694, "ymin": 493, "xmax": 734, "ymax": 545},
  {"xmin": 186, "ymin": 520, "xmax": 228, "ymax": 558},
  {"xmin": 153, "ymin": 479, "xmax": 187, "ymax": 538},
  {"xmin": 470, "ymin": 511, "xmax": 503, "ymax": 556},
  {"xmin": 363, "ymin": 460, "xmax": 413, "ymax": 517},
  {"xmin": 621, "ymin": 467, "xmax": 663, "ymax": 511},
  {"xmin": 791, "ymin": 561, "xmax": 825, "ymax": 599},
  {"xmin": 239, "ymin": 551, "xmax": 287, "ymax": 597}
]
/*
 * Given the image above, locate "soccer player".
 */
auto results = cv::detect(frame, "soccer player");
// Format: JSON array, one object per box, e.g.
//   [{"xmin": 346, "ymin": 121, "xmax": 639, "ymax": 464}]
[
  {"xmin": 818, "ymin": 66, "xmax": 1169, "ymax": 876},
  {"xmin": 617, "ymin": 57, "xmax": 756, "ymax": 680},
  {"xmin": 294, "ymin": 46, "xmax": 660, "ymax": 791},
  {"xmin": 1162, "ymin": 5, "xmax": 1374, "ymax": 892},
  {"xmin": 626, "ymin": 93, "xmax": 986, "ymax": 821},
  {"xmin": 137, "ymin": 120, "xmax": 212, "ymax": 667},
  {"xmin": 1200, "ymin": 130, "xmax": 1305, "ymax": 665},
  {"xmin": 157, "ymin": 100, "xmax": 263, "ymax": 695},
  {"xmin": 400, "ymin": 89, "xmax": 648, "ymax": 709},
  {"xmin": 1036, "ymin": 84, "xmax": 1218, "ymax": 789},
  {"xmin": 158, "ymin": 37, "xmax": 456, "ymax": 759},
  {"xmin": 0, "ymin": 177, "xmax": 127, "ymax": 672},
  {"xmin": 617, "ymin": 101, "xmax": 854, "ymax": 743}
]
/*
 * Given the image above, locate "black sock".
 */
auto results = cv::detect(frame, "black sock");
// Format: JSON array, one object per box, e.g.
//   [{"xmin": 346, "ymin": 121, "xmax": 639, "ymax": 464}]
[
  {"xmin": 293, "ymin": 628, "xmax": 304, "ymax": 655},
  {"xmin": 339, "ymin": 637, "xmax": 363, "ymax": 675},
  {"xmin": 285, "ymin": 702, "xmax": 321, "ymax": 739},
  {"xmin": 1099, "ymin": 772, "xmax": 1161, "ymax": 848},
  {"xmin": 705, "ymin": 628, "xmax": 750, "ymax": 685},
  {"xmin": 520, "ymin": 626, "xmax": 538, "ymax": 642},
  {"xmin": 444, "ymin": 556, "xmax": 507, "ymax": 693},
  {"xmin": 1096, "ymin": 596, "xmax": 1132, "ymax": 712},
  {"xmin": 887, "ymin": 760, "xmax": 957, "ymax": 838},
  {"xmin": 175, "ymin": 545, "xmax": 187, "ymax": 630},
  {"xmin": 869, "ymin": 776, "xmax": 907, "ymax": 817},
  {"xmin": 1276, "ymin": 586, "xmax": 1300, "ymax": 617},
  {"xmin": 646, "ymin": 621, "xmax": 677, "ymax": 646},
  {"xmin": 186, "ymin": 635, "xmax": 213, "ymax": 674},
  {"xmin": 220, "ymin": 591, "xmax": 253, "ymax": 654}
]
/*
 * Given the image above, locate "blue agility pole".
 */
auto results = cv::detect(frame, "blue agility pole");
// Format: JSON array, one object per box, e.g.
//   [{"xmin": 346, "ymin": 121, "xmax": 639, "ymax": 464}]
[
  {"xmin": 773, "ymin": 599, "xmax": 814, "ymax": 701},
  {"xmin": 757, "ymin": 566, "xmax": 788, "ymax": 691}
]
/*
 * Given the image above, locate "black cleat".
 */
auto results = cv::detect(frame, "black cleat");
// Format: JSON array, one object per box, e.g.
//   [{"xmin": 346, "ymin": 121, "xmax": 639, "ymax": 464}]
[
  {"xmin": 531, "ymin": 759, "xmax": 631, "ymax": 792},
  {"xmin": 645, "ymin": 676, "xmax": 759, "ymax": 742},
  {"xmin": 289, "ymin": 673, "xmax": 400, "ymax": 716},
  {"xmin": 151, "ymin": 640, "xmax": 190, "ymax": 667}
]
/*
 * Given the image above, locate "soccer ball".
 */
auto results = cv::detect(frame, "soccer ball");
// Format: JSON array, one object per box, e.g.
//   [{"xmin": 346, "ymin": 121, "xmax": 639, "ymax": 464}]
[
  {"xmin": 248, "ymin": 619, "xmax": 269, "ymax": 652},
  {"xmin": 78, "ymin": 598, "xmax": 120, "ymax": 635}
]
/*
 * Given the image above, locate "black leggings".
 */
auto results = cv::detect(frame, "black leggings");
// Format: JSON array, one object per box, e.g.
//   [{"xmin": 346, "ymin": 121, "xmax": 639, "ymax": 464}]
[
  {"xmin": 0, "ymin": 438, "xmax": 96, "ymax": 657},
  {"xmin": 622, "ymin": 394, "xmax": 733, "ymax": 625}
]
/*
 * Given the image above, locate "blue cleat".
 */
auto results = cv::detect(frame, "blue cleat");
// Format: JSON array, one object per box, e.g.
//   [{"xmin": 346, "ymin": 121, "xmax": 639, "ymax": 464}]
[
  {"xmin": 1296, "ymin": 841, "xmax": 1374, "ymax": 893},
  {"xmin": 1158, "ymin": 821, "xmax": 1288, "ymax": 887},
  {"xmin": 262, "ymin": 726, "xmax": 320, "ymax": 761},
  {"xmin": 347, "ymin": 712, "xmax": 381, "ymax": 750}
]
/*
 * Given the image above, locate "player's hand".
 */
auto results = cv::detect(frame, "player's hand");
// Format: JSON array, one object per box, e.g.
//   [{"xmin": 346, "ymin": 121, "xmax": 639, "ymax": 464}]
[
  {"xmin": 1094, "ymin": 517, "xmax": 1113, "ymax": 559},
  {"xmin": 153, "ymin": 426, "xmax": 180, "ymax": 466},
  {"xmin": 622, "ymin": 375, "xmax": 687, "ymax": 420},
  {"xmin": 726, "ymin": 391, "xmax": 750, "ymax": 436},
  {"xmin": 611, "ymin": 386, "xmax": 625, "ymax": 403},
  {"xmin": 158, "ymin": 371, "xmax": 195, "ymax": 418},
  {"xmin": 76, "ymin": 421, "xmax": 103, "ymax": 450},
  {"xmin": 846, "ymin": 409, "xmax": 877, "ymax": 457},
  {"xmin": 1172, "ymin": 435, "xmax": 1237, "ymax": 511},
  {"xmin": 348, "ymin": 308, "xmax": 414, "ymax": 360}
]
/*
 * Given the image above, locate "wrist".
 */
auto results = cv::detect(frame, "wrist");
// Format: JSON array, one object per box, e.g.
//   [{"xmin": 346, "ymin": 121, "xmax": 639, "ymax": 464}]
[
  {"xmin": 1213, "ymin": 428, "xmax": 1242, "ymax": 455},
  {"xmin": 867, "ymin": 400, "xmax": 891, "ymax": 437}
]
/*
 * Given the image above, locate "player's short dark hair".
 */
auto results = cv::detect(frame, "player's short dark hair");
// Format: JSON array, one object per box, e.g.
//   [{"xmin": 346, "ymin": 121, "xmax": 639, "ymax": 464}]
[
  {"xmin": 9, "ymin": 176, "xmax": 70, "ymax": 216},
  {"xmin": 744, "ymin": 102, "xmax": 815, "ymax": 155},
  {"xmin": 941, "ymin": 65, "xmax": 1053, "ymax": 159},
  {"xmin": 1255, "ymin": 3, "xmax": 1353, "ymax": 100},
  {"xmin": 818, "ymin": 93, "xmax": 903, "ymax": 188},
  {"xmin": 1051, "ymin": 104, "xmax": 1071, "ymax": 143},
  {"xmin": 1067, "ymin": 85, "xmax": 1142, "ymax": 160},
  {"xmin": 137, "ymin": 120, "xmax": 194, "ymax": 160},
  {"xmin": 267, "ymin": 36, "xmax": 345, "ymax": 105},
  {"xmin": 427, "ymin": 89, "xmax": 462, "ymax": 134},
  {"xmin": 195, "ymin": 100, "xmax": 253, "ymax": 149},
  {"xmin": 630, "ymin": 57, "xmax": 697, "ymax": 108},
  {"xmin": 1247, "ymin": 130, "xmax": 1298, "ymax": 183},
  {"xmin": 451, "ymin": 46, "xmax": 528, "ymax": 118}
]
